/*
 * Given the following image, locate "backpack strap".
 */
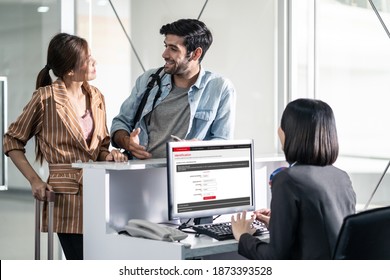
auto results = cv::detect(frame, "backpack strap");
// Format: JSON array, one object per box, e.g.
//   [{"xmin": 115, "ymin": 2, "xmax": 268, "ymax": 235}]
[{"xmin": 133, "ymin": 66, "xmax": 165, "ymax": 125}]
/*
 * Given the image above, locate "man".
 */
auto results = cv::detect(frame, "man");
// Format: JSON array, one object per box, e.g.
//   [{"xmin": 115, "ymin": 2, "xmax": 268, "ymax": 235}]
[{"xmin": 111, "ymin": 18, "xmax": 236, "ymax": 159}]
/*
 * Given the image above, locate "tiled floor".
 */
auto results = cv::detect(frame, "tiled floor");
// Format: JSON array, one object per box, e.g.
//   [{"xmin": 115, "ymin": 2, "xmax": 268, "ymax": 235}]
[{"xmin": 0, "ymin": 189, "xmax": 62, "ymax": 260}]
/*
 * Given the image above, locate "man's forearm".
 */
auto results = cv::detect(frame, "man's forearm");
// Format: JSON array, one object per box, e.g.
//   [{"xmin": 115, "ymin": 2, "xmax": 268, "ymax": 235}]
[{"xmin": 113, "ymin": 130, "xmax": 130, "ymax": 149}]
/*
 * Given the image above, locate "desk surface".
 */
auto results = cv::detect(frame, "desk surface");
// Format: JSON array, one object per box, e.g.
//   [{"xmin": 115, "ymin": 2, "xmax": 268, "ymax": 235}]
[
  {"xmin": 72, "ymin": 158, "xmax": 166, "ymax": 170},
  {"xmin": 177, "ymin": 231, "xmax": 270, "ymax": 259},
  {"xmin": 116, "ymin": 225, "xmax": 269, "ymax": 259},
  {"xmin": 72, "ymin": 156, "xmax": 286, "ymax": 170}
]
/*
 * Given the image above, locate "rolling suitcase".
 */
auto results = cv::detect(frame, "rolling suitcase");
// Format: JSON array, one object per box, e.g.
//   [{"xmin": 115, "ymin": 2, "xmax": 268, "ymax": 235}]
[{"xmin": 34, "ymin": 190, "xmax": 55, "ymax": 260}]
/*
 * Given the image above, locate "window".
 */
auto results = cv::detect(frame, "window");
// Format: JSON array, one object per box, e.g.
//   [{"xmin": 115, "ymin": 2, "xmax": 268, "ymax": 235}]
[{"xmin": 290, "ymin": 0, "xmax": 390, "ymax": 208}]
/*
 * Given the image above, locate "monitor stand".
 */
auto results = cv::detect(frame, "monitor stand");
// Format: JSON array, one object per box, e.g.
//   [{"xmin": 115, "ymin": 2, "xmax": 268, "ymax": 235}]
[{"xmin": 194, "ymin": 216, "xmax": 213, "ymax": 225}]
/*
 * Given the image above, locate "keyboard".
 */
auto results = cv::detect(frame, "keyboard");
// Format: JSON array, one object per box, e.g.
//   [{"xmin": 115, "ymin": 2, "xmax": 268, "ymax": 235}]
[{"xmin": 192, "ymin": 220, "xmax": 269, "ymax": 241}]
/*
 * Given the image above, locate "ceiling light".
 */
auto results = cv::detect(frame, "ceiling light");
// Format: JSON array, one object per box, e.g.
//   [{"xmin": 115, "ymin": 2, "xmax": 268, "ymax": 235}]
[{"xmin": 37, "ymin": 6, "xmax": 50, "ymax": 13}]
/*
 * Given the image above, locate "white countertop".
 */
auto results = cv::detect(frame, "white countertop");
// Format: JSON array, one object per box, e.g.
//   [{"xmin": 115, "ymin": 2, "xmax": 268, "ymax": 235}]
[
  {"xmin": 72, "ymin": 158, "xmax": 166, "ymax": 170},
  {"xmin": 71, "ymin": 156, "xmax": 287, "ymax": 171}
]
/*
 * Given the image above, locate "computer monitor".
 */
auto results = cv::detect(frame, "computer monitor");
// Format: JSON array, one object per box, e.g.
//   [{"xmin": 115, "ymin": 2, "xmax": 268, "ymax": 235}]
[{"xmin": 166, "ymin": 139, "xmax": 256, "ymax": 224}]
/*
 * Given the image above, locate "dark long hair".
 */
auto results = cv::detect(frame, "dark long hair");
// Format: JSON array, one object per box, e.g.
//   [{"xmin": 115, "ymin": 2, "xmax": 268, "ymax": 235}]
[
  {"xmin": 281, "ymin": 98, "xmax": 339, "ymax": 166},
  {"xmin": 35, "ymin": 33, "xmax": 89, "ymax": 89},
  {"xmin": 160, "ymin": 19, "xmax": 213, "ymax": 62},
  {"xmin": 35, "ymin": 33, "xmax": 89, "ymax": 163}
]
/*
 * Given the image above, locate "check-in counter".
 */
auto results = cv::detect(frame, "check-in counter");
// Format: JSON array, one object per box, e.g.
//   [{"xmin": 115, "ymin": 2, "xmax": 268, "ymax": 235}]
[{"xmin": 73, "ymin": 156, "xmax": 286, "ymax": 260}]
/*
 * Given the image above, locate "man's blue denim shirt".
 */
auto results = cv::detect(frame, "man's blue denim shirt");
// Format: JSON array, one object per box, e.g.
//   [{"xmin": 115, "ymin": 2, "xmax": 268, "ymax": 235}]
[{"xmin": 110, "ymin": 66, "xmax": 236, "ymax": 151}]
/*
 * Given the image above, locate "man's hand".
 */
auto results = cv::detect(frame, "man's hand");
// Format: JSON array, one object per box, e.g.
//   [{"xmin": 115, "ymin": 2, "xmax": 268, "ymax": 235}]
[
  {"xmin": 114, "ymin": 129, "xmax": 151, "ymax": 159},
  {"xmin": 126, "ymin": 128, "xmax": 151, "ymax": 159}
]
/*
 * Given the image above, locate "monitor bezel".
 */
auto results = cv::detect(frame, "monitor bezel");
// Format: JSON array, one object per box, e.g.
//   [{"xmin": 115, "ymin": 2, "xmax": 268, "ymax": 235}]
[{"xmin": 166, "ymin": 139, "xmax": 256, "ymax": 222}]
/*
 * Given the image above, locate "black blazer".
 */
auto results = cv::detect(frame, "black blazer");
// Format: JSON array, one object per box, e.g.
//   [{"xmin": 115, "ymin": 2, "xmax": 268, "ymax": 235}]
[{"xmin": 238, "ymin": 164, "xmax": 356, "ymax": 259}]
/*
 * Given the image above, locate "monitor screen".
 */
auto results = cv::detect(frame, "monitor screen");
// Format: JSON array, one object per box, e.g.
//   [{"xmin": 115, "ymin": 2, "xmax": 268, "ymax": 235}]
[{"xmin": 166, "ymin": 139, "xmax": 256, "ymax": 222}]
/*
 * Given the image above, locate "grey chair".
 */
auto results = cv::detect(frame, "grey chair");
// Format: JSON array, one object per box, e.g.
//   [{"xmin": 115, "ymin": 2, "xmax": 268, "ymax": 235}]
[{"xmin": 333, "ymin": 206, "xmax": 390, "ymax": 260}]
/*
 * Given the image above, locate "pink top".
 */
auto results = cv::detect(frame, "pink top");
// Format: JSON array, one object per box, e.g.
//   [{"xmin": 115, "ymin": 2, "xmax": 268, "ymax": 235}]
[{"xmin": 79, "ymin": 109, "xmax": 94, "ymax": 145}]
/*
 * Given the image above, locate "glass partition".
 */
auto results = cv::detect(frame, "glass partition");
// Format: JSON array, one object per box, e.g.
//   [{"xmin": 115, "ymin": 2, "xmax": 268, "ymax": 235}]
[
  {"xmin": 290, "ymin": 0, "xmax": 390, "ymax": 208},
  {"xmin": 316, "ymin": 0, "xmax": 390, "ymax": 159},
  {"xmin": 317, "ymin": 1, "xmax": 390, "ymax": 209},
  {"xmin": 291, "ymin": 0, "xmax": 390, "ymax": 158}
]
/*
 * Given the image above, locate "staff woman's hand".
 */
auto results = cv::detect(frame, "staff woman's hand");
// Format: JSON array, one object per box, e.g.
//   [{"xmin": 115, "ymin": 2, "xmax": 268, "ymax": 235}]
[{"xmin": 231, "ymin": 211, "xmax": 256, "ymax": 241}]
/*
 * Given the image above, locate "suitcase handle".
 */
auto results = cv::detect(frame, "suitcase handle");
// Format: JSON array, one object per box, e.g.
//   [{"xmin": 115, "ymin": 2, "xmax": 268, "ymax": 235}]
[
  {"xmin": 35, "ymin": 190, "xmax": 55, "ymax": 260},
  {"xmin": 45, "ymin": 190, "xmax": 55, "ymax": 203}
]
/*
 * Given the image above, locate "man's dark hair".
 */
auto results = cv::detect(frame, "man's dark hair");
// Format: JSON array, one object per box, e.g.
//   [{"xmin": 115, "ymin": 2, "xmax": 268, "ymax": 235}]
[
  {"xmin": 281, "ymin": 98, "xmax": 339, "ymax": 166},
  {"xmin": 160, "ymin": 19, "xmax": 213, "ymax": 62}
]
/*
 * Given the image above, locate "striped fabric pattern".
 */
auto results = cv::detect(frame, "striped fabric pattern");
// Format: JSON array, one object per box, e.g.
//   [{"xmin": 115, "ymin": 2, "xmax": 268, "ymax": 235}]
[{"xmin": 3, "ymin": 79, "xmax": 110, "ymax": 234}]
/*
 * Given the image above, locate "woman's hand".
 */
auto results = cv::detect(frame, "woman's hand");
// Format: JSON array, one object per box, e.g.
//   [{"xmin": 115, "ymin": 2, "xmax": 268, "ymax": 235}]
[
  {"xmin": 8, "ymin": 150, "xmax": 53, "ymax": 201},
  {"xmin": 31, "ymin": 178, "xmax": 53, "ymax": 201},
  {"xmin": 105, "ymin": 149, "xmax": 128, "ymax": 162},
  {"xmin": 254, "ymin": 208, "xmax": 271, "ymax": 228},
  {"xmin": 231, "ymin": 211, "xmax": 256, "ymax": 241}
]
